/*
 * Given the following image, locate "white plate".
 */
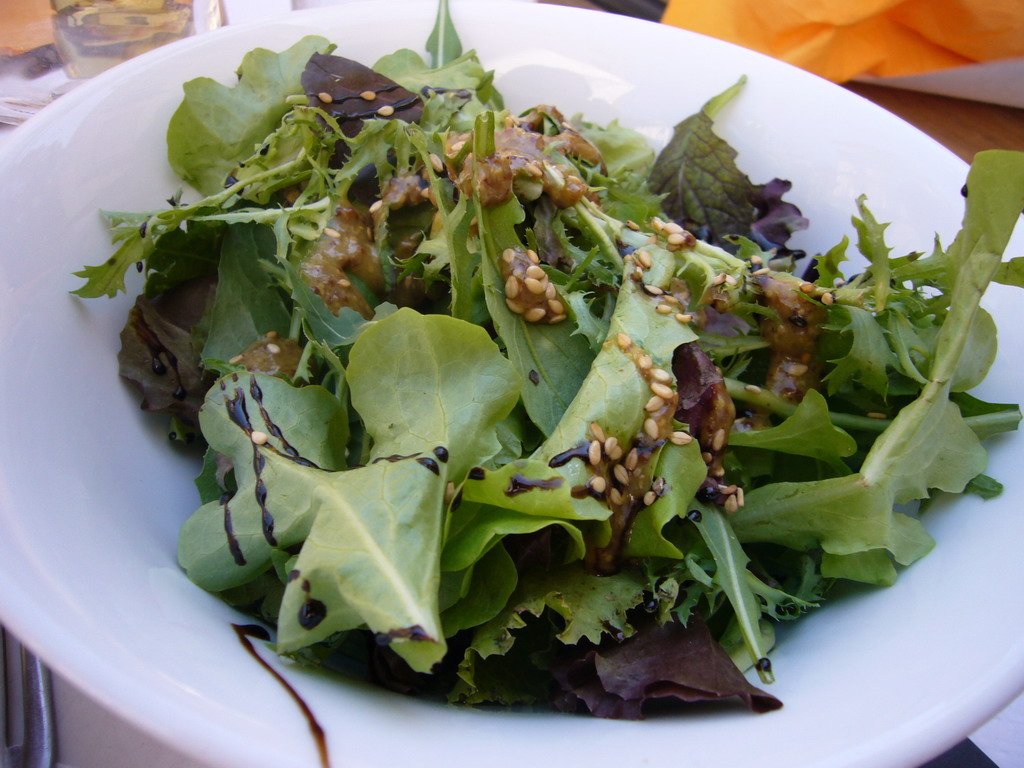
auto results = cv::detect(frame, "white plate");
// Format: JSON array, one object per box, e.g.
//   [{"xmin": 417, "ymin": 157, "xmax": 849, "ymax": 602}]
[{"xmin": 0, "ymin": 3, "xmax": 1021, "ymax": 768}]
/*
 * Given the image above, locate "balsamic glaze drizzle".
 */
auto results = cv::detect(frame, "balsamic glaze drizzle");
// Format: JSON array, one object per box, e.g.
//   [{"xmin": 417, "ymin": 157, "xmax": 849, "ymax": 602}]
[{"xmin": 231, "ymin": 625, "xmax": 331, "ymax": 768}]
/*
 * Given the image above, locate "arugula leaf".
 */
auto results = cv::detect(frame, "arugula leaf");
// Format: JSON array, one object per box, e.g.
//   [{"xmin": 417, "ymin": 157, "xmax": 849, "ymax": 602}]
[
  {"xmin": 728, "ymin": 389, "xmax": 857, "ymax": 472},
  {"xmin": 425, "ymin": 0, "xmax": 462, "ymax": 68},
  {"xmin": 168, "ymin": 36, "xmax": 331, "ymax": 195}
]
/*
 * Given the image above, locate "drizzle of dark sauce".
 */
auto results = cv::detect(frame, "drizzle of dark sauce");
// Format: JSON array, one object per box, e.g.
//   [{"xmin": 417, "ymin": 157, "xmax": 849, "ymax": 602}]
[
  {"xmin": 528, "ymin": 369, "xmax": 540, "ymax": 385},
  {"xmin": 299, "ymin": 598, "xmax": 328, "ymax": 630},
  {"xmin": 468, "ymin": 467, "xmax": 487, "ymax": 481},
  {"xmin": 374, "ymin": 625, "xmax": 431, "ymax": 646},
  {"xmin": 756, "ymin": 657, "xmax": 773, "ymax": 673},
  {"xmin": 416, "ymin": 457, "xmax": 440, "ymax": 475},
  {"xmin": 131, "ymin": 305, "xmax": 187, "ymax": 399},
  {"xmin": 571, "ymin": 484, "xmax": 605, "ymax": 501},
  {"xmin": 231, "ymin": 625, "xmax": 330, "ymax": 768},
  {"xmin": 433, "ymin": 446, "xmax": 449, "ymax": 463},
  {"xmin": 221, "ymin": 492, "xmax": 246, "ymax": 566},
  {"xmin": 504, "ymin": 473, "xmax": 564, "ymax": 496},
  {"xmin": 686, "ymin": 509, "xmax": 703, "ymax": 523},
  {"xmin": 371, "ymin": 452, "xmax": 422, "ymax": 464},
  {"xmin": 548, "ymin": 441, "xmax": 590, "ymax": 468}
]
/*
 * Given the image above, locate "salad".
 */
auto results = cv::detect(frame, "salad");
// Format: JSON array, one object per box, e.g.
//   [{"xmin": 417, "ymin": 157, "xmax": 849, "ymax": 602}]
[{"xmin": 73, "ymin": 1, "xmax": 1024, "ymax": 720}]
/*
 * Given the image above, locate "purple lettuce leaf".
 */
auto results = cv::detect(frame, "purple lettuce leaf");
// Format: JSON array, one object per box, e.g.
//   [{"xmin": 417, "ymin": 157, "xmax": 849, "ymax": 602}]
[{"xmin": 550, "ymin": 617, "xmax": 782, "ymax": 719}]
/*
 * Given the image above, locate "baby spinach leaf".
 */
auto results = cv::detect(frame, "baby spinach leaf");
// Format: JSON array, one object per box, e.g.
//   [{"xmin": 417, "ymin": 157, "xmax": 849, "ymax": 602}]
[
  {"xmin": 201, "ymin": 223, "xmax": 291, "ymax": 363},
  {"xmin": 177, "ymin": 372, "xmax": 350, "ymax": 591}
]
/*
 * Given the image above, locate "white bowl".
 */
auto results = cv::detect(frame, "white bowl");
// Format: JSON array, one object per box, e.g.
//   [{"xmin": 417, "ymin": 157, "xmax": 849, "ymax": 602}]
[{"xmin": 0, "ymin": 3, "xmax": 1021, "ymax": 767}]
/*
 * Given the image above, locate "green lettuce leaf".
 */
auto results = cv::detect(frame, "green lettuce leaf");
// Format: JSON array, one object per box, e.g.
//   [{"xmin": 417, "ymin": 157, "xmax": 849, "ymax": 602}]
[{"xmin": 167, "ymin": 36, "xmax": 331, "ymax": 195}]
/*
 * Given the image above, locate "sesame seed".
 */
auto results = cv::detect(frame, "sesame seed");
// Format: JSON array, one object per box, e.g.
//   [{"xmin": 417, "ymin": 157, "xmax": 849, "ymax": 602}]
[
  {"xmin": 614, "ymin": 464, "xmax": 630, "ymax": 484},
  {"xmin": 724, "ymin": 494, "xmax": 739, "ymax": 514},
  {"xmin": 429, "ymin": 153, "xmax": 443, "ymax": 173},
  {"xmin": 834, "ymin": 278, "xmax": 847, "ymax": 287},
  {"xmin": 745, "ymin": 384, "xmax": 762, "ymax": 393},
  {"xmin": 525, "ymin": 277, "xmax": 545, "ymax": 295},
  {"xmin": 549, "ymin": 313, "xmax": 567, "ymax": 323},
  {"xmin": 711, "ymin": 467, "xmax": 726, "ymax": 477},
  {"xmin": 608, "ymin": 444, "xmax": 624, "ymax": 461},
  {"xmin": 548, "ymin": 299, "xmax": 565, "ymax": 315},
  {"xmin": 651, "ymin": 217, "xmax": 666, "ymax": 232},
  {"xmin": 445, "ymin": 481, "xmax": 456, "ymax": 503},
  {"xmin": 637, "ymin": 354, "xmax": 652, "ymax": 371},
  {"xmin": 625, "ymin": 448, "xmax": 638, "ymax": 471},
  {"xmin": 545, "ymin": 283, "xmax": 557, "ymax": 299},
  {"xmin": 724, "ymin": 274, "xmax": 738, "ymax": 286},
  {"xmin": 788, "ymin": 363, "xmax": 809, "ymax": 376},
  {"xmin": 675, "ymin": 313, "xmax": 693, "ymax": 324},
  {"xmin": 750, "ymin": 254, "xmax": 763, "ymax": 266},
  {"xmin": 377, "ymin": 105, "xmax": 395, "ymax": 117},
  {"xmin": 653, "ymin": 477, "xmax": 666, "ymax": 493},
  {"xmin": 669, "ymin": 431, "xmax": 692, "ymax": 445},
  {"xmin": 317, "ymin": 91, "xmax": 333, "ymax": 103},
  {"xmin": 604, "ymin": 436, "xmax": 619, "ymax": 455},
  {"xmin": 650, "ymin": 368, "xmax": 672, "ymax": 384},
  {"xmin": 608, "ymin": 488, "xmax": 624, "ymax": 506},
  {"xmin": 723, "ymin": 484, "xmax": 738, "ymax": 495},
  {"xmin": 251, "ymin": 430, "xmax": 269, "ymax": 445},
  {"xmin": 645, "ymin": 395, "xmax": 665, "ymax": 412},
  {"xmin": 667, "ymin": 232, "xmax": 688, "ymax": 246},
  {"xmin": 323, "ymin": 226, "xmax": 341, "ymax": 239},
  {"xmin": 822, "ymin": 292, "xmax": 835, "ymax": 305},
  {"xmin": 524, "ymin": 307, "xmax": 546, "ymax": 323},
  {"xmin": 702, "ymin": 451, "xmax": 713, "ymax": 463},
  {"xmin": 664, "ymin": 221, "xmax": 684, "ymax": 235},
  {"xmin": 589, "ymin": 476, "xmax": 607, "ymax": 494},
  {"xmin": 526, "ymin": 265, "xmax": 545, "ymax": 280},
  {"xmin": 266, "ymin": 343, "xmax": 281, "ymax": 355},
  {"xmin": 712, "ymin": 428, "xmax": 727, "ymax": 451},
  {"xmin": 626, "ymin": 220, "xmax": 640, "ymax": 231},
  {"xmin": 866, "ymin": 411, "xmax": 888, "ymax": 420},
  {"xmin": 650, "ymin": 381, "xmax": 674, "ymax": 400},
  {"xmin": 589, "ymin": 422, "xmax": 606, "ymax": 443},
  {"xmin": 527, "ymin": 249, "xmax": 540, "ymax": 264},
  {"xmin": 449, "ymin": 139, "xmax": 466, "ymax": 155},
  {"xmin": 588, "ymin": 440, "xmax": 602, "ymax": 465},
  {"xmin": 737, "ymin": 487, "xmax": 745, "ymax": 507},
  {"xmin": 505, "ymin": 275, "xmax": 520, "ymax": 299},
  {"xmin": 642, "ymin": 284, "xmax": 664, "ymax": 296},
  {"xmin": 753, "ymin": 267, "xmax": 771, "ymax": 276},
  {"xmin": 229, "ymin": 354, "xmax": 243, "ymax": 364},
  {"xmin": 799, "ymin": 282, "xmax": 815, "ymax": 294},
  {"xmin": 644, "ymin": 418, "xmax": 660, "ymax": 439},
  {"xmin": 505, "ymin": 298, "xmax": 525, "ymax": 315},
  {"xmin": 369, "ymin": 200, "xmax": 382, "ymax": 214},
  {"xmin": 502, "ymin": 248, "xmax": 516, "ymax": 263},
  {"xmin": 637, "ymin": 250, "xmax": 652, "ymax": 268},
  {"xmin": 616, "ymin": 333, "xmax": 633, "ymax": 350},
  {"xmin": 359, "ymin": 90, "xmax": 376, "ymax": 101},
  {"xmin": 339, "ymin": 278, "xmax": 352, "ymax": 288},
  {"xmin": 656, "ymin": 304, "xmax": 673, "ymax": 315},
  {"xmin": 712, "ymin": 273, "xmax": 728, "ymax": 286},
  {"xmin": 643, "ymin": 490, "xmax": 657, "ymax": 506}
]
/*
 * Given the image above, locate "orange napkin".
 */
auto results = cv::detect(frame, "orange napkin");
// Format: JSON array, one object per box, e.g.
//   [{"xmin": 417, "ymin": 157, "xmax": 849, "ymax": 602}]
[
  {"xmin": 661, "ymin": 0, "xmax": 1024, "ymax": 82},
  {"xmin": 1, "ymin": 0, "xmax": 55, "ymax": 56}
]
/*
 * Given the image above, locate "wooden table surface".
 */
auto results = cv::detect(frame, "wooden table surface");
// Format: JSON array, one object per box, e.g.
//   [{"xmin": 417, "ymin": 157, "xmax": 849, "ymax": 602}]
[{"xmin": 541, "ymin": 0, "xmax": 1024, "ymax": 162}]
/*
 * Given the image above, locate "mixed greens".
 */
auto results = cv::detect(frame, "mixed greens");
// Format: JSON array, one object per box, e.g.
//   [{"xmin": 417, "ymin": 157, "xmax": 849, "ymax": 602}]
[{"xmin": 73, "ymin": 5, "xmax": 1024, "ymax": 719}]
